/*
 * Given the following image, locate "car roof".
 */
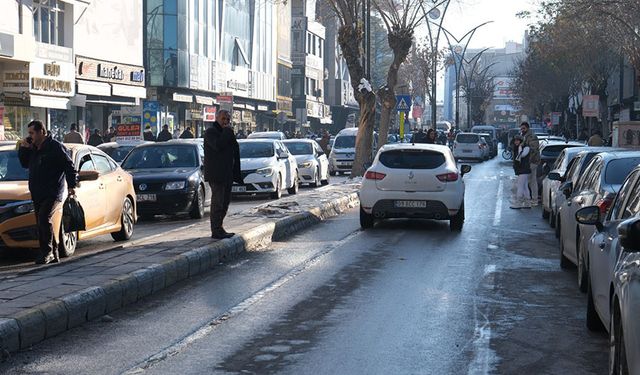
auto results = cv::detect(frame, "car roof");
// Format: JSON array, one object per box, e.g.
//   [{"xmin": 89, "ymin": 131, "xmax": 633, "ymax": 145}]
[
  {"xmin": 596, "ymin": 150, "xmax": 640, "ymax": 162},
  {"xmin": 378, "ymin": 142, "xmax": 451, "ymax": 153},
  {"xmin": 282, "ymin": 139, "xmax": 314, "ymax": 143},
  {"xmin": 98, "ymin": 141, "xmax": 153, "ymax": 148},
  {"xmin": 540, "ymin": 140, "xmax": 584, "ymax": 149},
  {"xmin": 337, "ymin": 128, "xmax": 359, "ymax": 135},
  {"xmin": 131, "ymin": 140, "xmax": 201, "ymax": 149},
  {"xmin": 238, "ymin": 138, "xmax": 278, "ymax": 143}
]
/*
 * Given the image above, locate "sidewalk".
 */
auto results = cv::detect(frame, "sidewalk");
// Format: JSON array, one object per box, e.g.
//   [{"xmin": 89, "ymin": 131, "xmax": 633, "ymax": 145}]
[{"xmin": 0, "ymin": 182, "xmax": 360, "ymax": 356}]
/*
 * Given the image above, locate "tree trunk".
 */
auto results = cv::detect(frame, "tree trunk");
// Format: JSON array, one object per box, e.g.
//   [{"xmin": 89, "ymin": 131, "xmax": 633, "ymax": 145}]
[
  {"xmin": 351, "ymin": 92, "xmax": 377, "ymax": 177},
  {"xmin": 377, "ymin": 86, "xmax": 395, "ymax": 152}
]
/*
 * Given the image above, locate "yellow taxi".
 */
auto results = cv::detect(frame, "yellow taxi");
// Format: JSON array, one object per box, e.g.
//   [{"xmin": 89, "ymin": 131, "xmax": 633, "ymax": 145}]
[{"xmin": 0, "ymin": 143, "xmax": 136, "ymax": 257}]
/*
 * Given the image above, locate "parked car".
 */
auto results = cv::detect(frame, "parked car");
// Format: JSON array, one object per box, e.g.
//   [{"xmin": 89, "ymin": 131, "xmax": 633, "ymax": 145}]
[
  {"xmin": 121, "ymin": 140, "xmax": 210, "ymax": 219},
  {"xmin": 537, "ymin": 140, "xmax": 585, "ymax": 190},
  {"xmin": 541, "ymin": 146, "xmax": 592, "ymax": 220},
  {"xmin": 359, "ymin": 143, "xmax": 471, "ymax": 231},
  {"xmin": 97, "ymin": 140, "xmax": 152, "ymax": 164},
  {"xmin": 247, "ymin": 131, "xmax": 287, "ymax": 140},
  {"xmin": 0, "ymin": 144, "xmax": 136, "ymax": 257},
  {"xmin": 329, "ymin": 128, "xmax": 377, "ymax": 176},
  {"xmin": 453, "ymin": 132, "xmax": 484, "ymax": 161},
  {"xmin": 557, "ymin": 151, "xmax": 640, "ymax": 291},
  {"xmin": 574, "ymin": 164, "xmax": 640, "ymax": 336},
  {"xmin": 282, "ymin": 139, "xmax": 329, "ymax": 187},
  {"xmin": 234, "ymin": 139, "xmax": 299, "ymax": 199},
  {"xmin": 479, "ymin": 136, "xmax": 491, "ymax": 160},
  {"xmin": 470, "ymin": 125, "xmax": 498, "ymax": 157}
]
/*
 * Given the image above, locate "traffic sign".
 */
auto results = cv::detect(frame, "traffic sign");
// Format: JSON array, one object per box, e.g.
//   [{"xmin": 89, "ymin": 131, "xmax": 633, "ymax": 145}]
[{"xmin": 396, "ymin": 95, "xmax": 411, "ymax": 112}]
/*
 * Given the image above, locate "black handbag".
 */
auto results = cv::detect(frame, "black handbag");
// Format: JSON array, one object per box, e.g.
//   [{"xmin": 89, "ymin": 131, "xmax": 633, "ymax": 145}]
[{"xmin": 63, "ymin": 196, "xmax": 86, "ymax": 232}]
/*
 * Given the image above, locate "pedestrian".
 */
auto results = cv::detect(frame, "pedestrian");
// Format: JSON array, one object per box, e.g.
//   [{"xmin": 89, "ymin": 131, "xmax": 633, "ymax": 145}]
[
  {"xmin": 204, "ymin": 110, "xmax": 243, "ymax": 239},
  {"xmin": 411, "ymin": 128, "xmax": 429, "ymax": 143},
  {"xmin": 520, "ymin": 122, "xmax": 540, "ymax": 206},
  {"xmin": 63, "ymin": 123, "xmax": 84, "ymax": 144},
  {"xmin": 510, "ymin": 135, "xmax": 531, "ymax": 209},
  {"xmin": 143, "ymin": 125, "xmax": 156, "ymax": 141},
  {"xmin": 18, "ymin": 120, "xmax": 77, "ymax": 264},
  {"xmin": 587, "ymin": 130, "xmax": 604, "ymax": 146},
  {"xmin": 426, "ymin": 128, "xmax": 437, "ymax": 144},
  {"xmin": 157, "ymin": 124, "xmax": 173, "ymax": 142},
  {"xmin": 88, "ymin": 129, "xmax": 104, "ymax": 146},
  {"xmin": 103, "ymin": 126, "xmax": 117, "ymax": 142},
  {"xmin": 179, "ymin": 127, "xmax": 195, "ymax": 139},
  {"xmin": 319, "ymin": 131, "xmax": 331, "ymax": 156}
]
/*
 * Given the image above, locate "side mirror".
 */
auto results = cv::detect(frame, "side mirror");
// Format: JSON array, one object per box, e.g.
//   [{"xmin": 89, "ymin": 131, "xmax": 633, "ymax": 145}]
[
  {"xmin": 547, "ymin": 172, "xmax": 563, "ymax": 182},
  {"xmin": 618, "ymin": 218, "xmax": 640, "ymax": 252},
  {"xmin": 560, "ymin": 181, "xmax": 573, "ymax": 199},
  {"xmin": 78, "ymin": 170, "xmax": 100, "ymax": 182},
  {"xmin": 277, "ymin": 150, "xmax": 288, "ymax": 159},
  {"xmin": 575, "ymin": 206, "xmax": 603, "ymax": 232},
  {"xmin": 460, "ymin": 164, "xmax": 472, "ymax": 176}
]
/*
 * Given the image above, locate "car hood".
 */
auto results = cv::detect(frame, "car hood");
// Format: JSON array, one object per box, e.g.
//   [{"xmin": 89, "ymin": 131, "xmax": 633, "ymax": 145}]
[
  {"xmin": 0, "ymin": 181, "xmax": 31, "ymax": 201},
  {"xmin": 240, "ymin": 157, "xmax": 275, "ymax": 171},
  {"xmin": 126, "ymin": 167, "xmax": 198, "ymax": 181}
]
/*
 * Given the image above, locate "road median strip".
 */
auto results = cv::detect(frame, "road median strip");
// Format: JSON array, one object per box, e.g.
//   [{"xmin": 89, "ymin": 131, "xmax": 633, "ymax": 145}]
[{"xmin": 0, "ymin": 184, "xmax": 360, "ymax": 356}]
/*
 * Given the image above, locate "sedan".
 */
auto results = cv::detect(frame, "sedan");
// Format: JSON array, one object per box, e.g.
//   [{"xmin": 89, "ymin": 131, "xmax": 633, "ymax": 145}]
[
  {"xmin": 121, "ymin": 140, "xmax": 210, "ymax": 219},
  {"xmin": 282, "ymin": 139, "xmax": 329, "ymax": 187},
  {"xmin": 0, "ymin": 144, "xmax": 136, "ymax": 257},
  {"xmin": 234, "ymin": 139, "xmax": 299, "ymax": 199},
  {"xmin": 359, "ymin": 143, "xmax": 471, "ymax": 231}
]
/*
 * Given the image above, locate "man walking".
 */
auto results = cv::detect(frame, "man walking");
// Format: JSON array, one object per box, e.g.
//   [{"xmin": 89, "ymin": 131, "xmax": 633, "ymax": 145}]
[
  {"xmin": 143, "ymin": 125, "xmax": 156, "ymax": 141},
  {"xmin": 204, "ymin": 110, "xmax": 243, "ymax": 239},
  {"xmin": 179, "ymin": 127, "xmax": 195, "ymax": 139},
  {"xmin": 63, "ymin": 123, "xmax": 84, "ymax": 144},
  {"xmin": 520, "ymin": 122, "xmax": 540, "ymax": 206},
  {"xmin": 156, "ymin": 124, "xmax": 173, "ymax": 142},
  {"xmin": 18, "ymin": 121, "xmax": 77, "ymax": 264}
]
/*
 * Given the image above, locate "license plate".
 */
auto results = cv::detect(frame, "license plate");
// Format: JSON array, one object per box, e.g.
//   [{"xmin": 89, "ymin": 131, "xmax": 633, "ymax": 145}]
[
  {"xmin": 394, "ymin": 200, "xmax": 427, "ymax": 208},
  {"xmin": 232, "ymin": 186, "xmax": 246, "ymax": 193},
  {"xmin": 137, "ymin": 194, "xmax": 156, "ymax": 202}
]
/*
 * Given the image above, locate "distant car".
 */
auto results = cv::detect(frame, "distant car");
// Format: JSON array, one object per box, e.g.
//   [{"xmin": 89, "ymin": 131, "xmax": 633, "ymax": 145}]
[
  {"xmin": 247, "ymin": 131, "xmax": 287, "ymax": 140},
  {"xmin": 282, "ymin": 139, "xmax": 329, "ymax": 187},
  {"xmin": 541, "ymin": 146, "xmax": 592, "ymax": 220},
  {"xmin": 0, "ymin": 144, "xmax": 136, "ymax": 257},
  {"xmin": 121, "ymin": 140, "xmax": 210, "ymax": 219},
  {"xmin": 359, "ymin": 143, "xmax": 471, "ymax": 231},
  {"xmin": 234, "ymin": 139, "xmax": 299, "ymax": 199},
  {"xmin": 478, "ymin": 135, "xmax": 492, "ymax": 160},
  {"xmin": 558, "ymin": 151, "xmax": 640, "ymax": 289},
  {"xmin": 453, "ymin": 133, "xmax": 484, "ymax": 161},
  {"xmin": 97, "ymin": 140, "xmax": 152, "ymax": 164},
  {"xmin": 470, "ymin": 125, "xmax": 498, "ymax": 157},
  {"xmin": 537, "ymin": 140, "xmax": 585, "ymax": 190}
]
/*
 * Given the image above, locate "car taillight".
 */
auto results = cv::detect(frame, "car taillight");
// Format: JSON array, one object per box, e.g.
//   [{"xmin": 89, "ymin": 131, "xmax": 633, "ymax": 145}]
[
  {"xmin": 595, "ymin": 196, "xmax": 615, "ymax": 216},
  {"xmin": 436, "ymin": 172, "xmax": 459, "ymax": 182},
  {"xmin": 479, "ymin": 144, "xmax": 483, "ymax": 150},
  {"xmin": 365, "ymin": 171, "xmax": 386, "ymax": 180}
]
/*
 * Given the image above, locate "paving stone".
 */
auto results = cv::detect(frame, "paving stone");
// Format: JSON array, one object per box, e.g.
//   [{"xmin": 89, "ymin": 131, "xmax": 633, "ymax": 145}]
[
  {"xmin": 0, "ymin": 318, "xmax": 20, "ymax": 353},
  {"xmin": 174, "ymin": 255, "xmax": 190, "ymax": 281},
  {"xmin": 115, "ymin": 275, "xmax": 138, "ymax": 306},
  {"xmin": 101, "ymin": 280, "xmax": 123, "ymax": 313},
  {"xmin": 160, "ymin": 260, "xmax": 178, "ymax": 287},
  {"xmin": 39, "ymin": 300, "xmax": 68, "ymax": 338},
  {"xmin": 131, "ymin": 269, "xmax": 153, "ymax": 300},
  {"xmin": 13, "ymin": 308, "xmax": 45, "ymax": 349}
]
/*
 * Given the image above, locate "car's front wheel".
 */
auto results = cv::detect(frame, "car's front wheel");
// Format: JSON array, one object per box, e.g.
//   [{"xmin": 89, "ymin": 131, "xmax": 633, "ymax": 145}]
[
  {"xmin": 112, "ymin": 197, "xmax": 135, "ymax": 241},
  {"xmin": 450, "ymin": 202, "xmax": 465, "ymax": 231},
  {"xmin": 58, "ymin": 228, "xmax": 77, "ymax": 258},
  {"xmin": 287, "ymin": 174, "xmax": 299, "ymax": 195},
  {"xmin": 270, "ymin": 175, "xmax": 282, "ymax": 199},
  {"xmin": 310, "ymin": 167, "xmax": 321, "ymax": 188},
  {"xmin": 360, "ymin": 206, "xmax": 374, "ymax": 229},
  {"xmin": 189, "ymin": 186, "xmax": 205, "ymax": 219}
]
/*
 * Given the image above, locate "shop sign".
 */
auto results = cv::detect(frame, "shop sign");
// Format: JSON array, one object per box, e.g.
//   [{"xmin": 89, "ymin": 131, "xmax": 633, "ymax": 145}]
[
  {"xmin": 116, "ymin": 123, "xmax": 142, "ymax": 140},
  {"xmin": 0, "ymin": 32, "xmax": 15, "ymax": 58},
  {"xmin": 232, "ymin": 110, "xmax": 241, "ymax": 124},
  {"xmin": 36, "ymin": 43, "xmax": 72, "ymax": 63},
  {"xmin": 29, "ymin": 61, "xmax": 75, "ymax": 97},
  {"xmin": 583, "ymin": 95, "xmax": 600, "ymax": 118},
  {"xmin": 76, "ymin": 56, "xmax": 145, "ymax": 86},
  {"xmin": 172, "ymin": 93, "xmax": 193, "ymax": 103},
  {"xmin": 203, "ymin": 106, "xmax": 217, "ymax": 122},
  {"xmin": 190, "ymin": 109, "xmax": 203, "ymax": 121},
  {"xmin": 143, "ymin": 100, "xmax": 159, "ymax": 131},
  {"xmin": 227, "ymin": 79, "xmax": 248, "ymax": 92},
  {"xmin": 258, "ymin": 105, "xmax": 269, "ymax": 111},
  {"xmin": 217, "ymin": 95, "xmax": 234, "ymax": 112},
  {"xmin": 242, "ymin": 110, "xmax": 253, "ymax": 122},
  {"xmin": 2, "ymin": 71, "xmax": 29, "ymax": 94}
]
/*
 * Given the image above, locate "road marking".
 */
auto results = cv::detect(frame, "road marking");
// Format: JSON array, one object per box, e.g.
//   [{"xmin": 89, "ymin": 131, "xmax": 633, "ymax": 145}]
[
  {"xmin": 493, "ymin": 180, "xmax": 503, "ymax": 226},
  {"xmin": 468, "ymin": 302, "xmax": 496, "ymax": 375}
]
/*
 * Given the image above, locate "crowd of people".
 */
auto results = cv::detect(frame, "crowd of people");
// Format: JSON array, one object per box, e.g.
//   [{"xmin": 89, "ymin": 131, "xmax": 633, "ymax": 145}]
[{"xmin": 59, "ymin": 123, "xmax": 198, "ymax": 146}]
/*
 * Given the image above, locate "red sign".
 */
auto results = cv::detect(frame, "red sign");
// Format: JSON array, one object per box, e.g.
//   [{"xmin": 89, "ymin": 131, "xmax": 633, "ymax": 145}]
[
  {"xmin": 203, "ymin": 106, "xmax": 217, "ymax": 122},
  {"xmin": 412, "ymin": 104, "xmax": 423, "ymax": 120},
  {"xmin": 583, "ymin": 95, "xmax": 600, "ymax": 118},
  {"xmin": 116, "ymin": 123, "xmax": 141, "ymax": 139}
]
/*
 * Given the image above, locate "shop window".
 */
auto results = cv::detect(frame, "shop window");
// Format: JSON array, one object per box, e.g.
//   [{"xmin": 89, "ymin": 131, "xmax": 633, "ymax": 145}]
[{"xmin": 32, "ymin": 0, "xmax": 65, "ymax": 46}]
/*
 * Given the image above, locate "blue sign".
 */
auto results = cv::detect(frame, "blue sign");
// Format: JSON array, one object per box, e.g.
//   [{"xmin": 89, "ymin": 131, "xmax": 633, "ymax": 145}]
[
  {"xmin": 396, "ymin": 95, "xmax": 412, "ymax": 112},
  {"xmin": 142, "ymin": 100, "xmax": 160, "ymax": 130}
]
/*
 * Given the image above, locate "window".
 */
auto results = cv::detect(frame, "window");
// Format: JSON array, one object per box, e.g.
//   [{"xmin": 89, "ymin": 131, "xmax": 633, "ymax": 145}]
[
  {"xmin": 93, "ymin": 154, "xmax": 114, "ymax": 174},
  {"xmin": 379, "ymin": 150, "xmax": 446, "ymax": 169},
  {"xmin": 78, "ymin": 154, "xmax": 96, "ymax": 172},
  {"xmin": 610, "ymin": 171, "xmax": 638, "ymax": 220},
  {"xmin": 605, "ymin": 158, "xmax": 640, "ymax": 185},
  {"xmin": 33, "ymin": 0, "xmax": 65, "ymax": 46},
  {"xmin": 622, "ymin": 179, "xmax": 640, "ymax": 219},
  {"xmin": 564, "ymin": 156, "xmax": 580, "ymax": 181}
]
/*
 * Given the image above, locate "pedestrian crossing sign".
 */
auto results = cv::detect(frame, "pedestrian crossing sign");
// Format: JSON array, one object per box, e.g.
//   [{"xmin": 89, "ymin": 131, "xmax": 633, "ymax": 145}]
[{"xmin": 396, "ymin": 95, "xmax": 411, "ymax": 112}]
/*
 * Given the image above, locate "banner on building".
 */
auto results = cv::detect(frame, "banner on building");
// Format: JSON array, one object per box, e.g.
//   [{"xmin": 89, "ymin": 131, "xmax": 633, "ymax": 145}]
[
  {"xmin": 116, "ymin": 123, "xmax": 141, "ymax": 140},
  {"xmin": 142, "ymin": 100, "xmax": 159, "ymax": 132},
  {"xmin": 203, "ymin": 106, "xmax": 217, "ymax": 122},
  {"xmin": 583, "ymin": 95, "xmax": 600, "ymax": 118}
]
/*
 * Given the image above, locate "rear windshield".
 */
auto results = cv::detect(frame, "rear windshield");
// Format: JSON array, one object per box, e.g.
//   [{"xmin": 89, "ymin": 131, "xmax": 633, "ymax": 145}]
[
  {"xmin": 379, "ymin": 150, "xmax": 446, "ymax": 169},
  {"xmin": 334, "ymin": 135, "xmax": 356, "ymax": 149},
  {"xmin": 605, "ymin": 158, "xmax": 640, "ymax": 185},
  {"xmin": 456, "ymin": 134, "xmax": 479, "ymax": 143},
  {"xmin": 541, "ymin": 145, "xmax": 578, "ymax": 158}
]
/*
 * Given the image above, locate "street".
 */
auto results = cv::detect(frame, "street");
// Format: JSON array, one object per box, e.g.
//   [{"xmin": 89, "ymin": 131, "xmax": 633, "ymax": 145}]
[{"xmin": 0, "ymin": 156, "xmax": 610, "ymax": 374}]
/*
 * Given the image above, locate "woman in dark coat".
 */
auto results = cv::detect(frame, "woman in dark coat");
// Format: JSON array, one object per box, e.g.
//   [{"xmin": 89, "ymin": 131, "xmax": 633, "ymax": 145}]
[{"xmin": 511, "ymin": 135, "xmax": 531, "ymax": 209}]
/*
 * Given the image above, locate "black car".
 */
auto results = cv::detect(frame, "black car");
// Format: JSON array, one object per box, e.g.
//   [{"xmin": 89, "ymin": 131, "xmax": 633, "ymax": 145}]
[{"xmin": 121, "ymin": 140, "xmax": 211, "ymax": 219}]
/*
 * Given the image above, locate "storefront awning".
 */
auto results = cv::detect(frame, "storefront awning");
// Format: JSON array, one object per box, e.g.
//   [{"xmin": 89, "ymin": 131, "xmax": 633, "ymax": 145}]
[
  {"xmin": 77, "ymin": 80, "xmax": 111, "ymax": 96},
  {"xmin": 30, "ymin": 95, "xmax": 70, "ymax": 110},
  {"xmin": 85, "ymin": 96, "xmax": 137, "ymax": 106},
  {"xmin": 112, "ymin": 84, "xmax": 146, "ymax": 99}
]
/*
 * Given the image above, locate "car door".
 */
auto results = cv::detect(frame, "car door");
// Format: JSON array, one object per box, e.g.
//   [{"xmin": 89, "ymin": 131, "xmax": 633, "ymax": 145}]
[
  {"xmin": 568, "ymin": 160, "xmax": 603, "ymax": 258},
  {"xmin": 314, "ymin": 141, "xmax": 329, "ymax": 179},
  {"xmin": 590, "ymin": 170, "xmax": 640, "ymax": 323},
  {"xmin": 91, "ymin": 151, "xmax": 123, "ymax": 227},
  {"xmin": 276, "ymin": 141, "xmax": 292, "ymax": 188},
  {"xmin": 75, "ymin": 152, "xmax": 107, "ymax": 231}
]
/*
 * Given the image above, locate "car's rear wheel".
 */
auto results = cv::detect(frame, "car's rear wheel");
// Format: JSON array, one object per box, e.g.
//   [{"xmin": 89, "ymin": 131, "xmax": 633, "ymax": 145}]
[
  {"xmin": 549, "ymin": 208, "xmax": 556, "ymax": 228},
  {"xmin": 270, "ymin": 175, "xmax": 282, "ymax": 199},
  {"xmin": 329, "ymin": 170, "xmax": 337, "ymax": 176},
  {"xmin": 450, "ymin": 202, "xmax": 464, "ymax": 231},
  {"xmin": 360, "ymin": 206, "xmax": 374, "ymax": 229},
  {"xmin": 321, "ymin": 173, "xmax": 329, "ymax": 186},
  {"xmin": 610, "ymin": 306, "xmax": 629, "ymax": 375},
  {"xmin": 189, "ymin": 186, "xmax": 205, "ymax": 219},
  {"xmin": 58, "ymin": 227, "xmax": 77, "ymax": 258},
  {"xmin": 112, "ymin": 198, "xmax": 135, "ymax": 241},
  {"xmin": 586, "ymin": 278, "xmax": 605, "ymax": 331},
  {"xmin": 287, "ymin": 174, "xmax": 299, "ymax": 195},
  {"xmin": 542, "ymin": 207, "xmax": 550, "ymax": 219},
  {"xmin": 310, "ymin": 168, "xmax": 320, "ymax": 187}
]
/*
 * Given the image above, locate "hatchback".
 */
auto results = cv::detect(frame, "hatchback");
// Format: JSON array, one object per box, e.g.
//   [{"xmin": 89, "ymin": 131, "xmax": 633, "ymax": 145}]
[
  {"xmin": 359, "ymin": 143, "xmax": 471, "ymax": 231},
  {"xmin": 453, "ymin": 133, "xmax": 484, "ymax": 161}
]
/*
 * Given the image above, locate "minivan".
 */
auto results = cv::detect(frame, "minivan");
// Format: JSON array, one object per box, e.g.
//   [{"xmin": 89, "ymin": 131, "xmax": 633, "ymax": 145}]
[
  {"xmin": 329, "ymin": 128, "xmax": 377, "ymax": 175},
  {"xmin": 453, "ymin": 132, "xmax": 484, "ymax": 161}
]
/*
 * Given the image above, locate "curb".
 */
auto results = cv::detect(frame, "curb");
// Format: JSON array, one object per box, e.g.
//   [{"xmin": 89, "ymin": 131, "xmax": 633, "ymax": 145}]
[{"xmin": 0, "ymin": 191, "xmax": 359, "ymax": 355}]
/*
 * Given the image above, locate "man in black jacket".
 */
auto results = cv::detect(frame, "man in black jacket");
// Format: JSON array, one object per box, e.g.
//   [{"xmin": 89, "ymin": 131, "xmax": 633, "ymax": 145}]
[
  {"xmin": 204, "ymin": 110, "xmax": 243, "ymax": 239},
  {"xmin": 157, "ymin": 124, "xmax": 173, "ymax": 142},
  {"xmin": 18, "ymin": 121, "xmax": 77, "ymax": 264}
]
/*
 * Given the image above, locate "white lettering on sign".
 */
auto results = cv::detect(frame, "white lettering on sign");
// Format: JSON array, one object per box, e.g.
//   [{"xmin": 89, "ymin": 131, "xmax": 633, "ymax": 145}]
[{"xmin": 98, "ymin": 64, "xmax": 124, "ymax": 80}]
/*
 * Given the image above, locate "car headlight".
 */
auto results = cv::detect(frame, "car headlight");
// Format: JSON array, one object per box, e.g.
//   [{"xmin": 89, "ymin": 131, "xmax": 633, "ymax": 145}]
[
  {"xmin": 298, "ymin": 161, "xmax": 313, "ymax": 169},
  {"xmin": 256, "ymin": 167, "xmax": 274, "ymax": 176},
  {"xmin": 164, "ymin": 181, "xmax": 186, "ymax": 190},
  {"xmin": 14, "ymin": 202, "xmax": 34, "ymax": 215}
]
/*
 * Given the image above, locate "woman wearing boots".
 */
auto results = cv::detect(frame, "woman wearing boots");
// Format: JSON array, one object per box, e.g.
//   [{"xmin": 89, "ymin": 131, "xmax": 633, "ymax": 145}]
[{"xmin": 511, "ymin": 135, "xmax": 531, "ymax": 209}]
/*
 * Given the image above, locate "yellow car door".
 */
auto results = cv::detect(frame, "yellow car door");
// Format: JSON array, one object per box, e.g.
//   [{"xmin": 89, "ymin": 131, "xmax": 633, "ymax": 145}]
[{"xmin": 75, "ymin": 152, "xmax": 107, "ymax": 231}]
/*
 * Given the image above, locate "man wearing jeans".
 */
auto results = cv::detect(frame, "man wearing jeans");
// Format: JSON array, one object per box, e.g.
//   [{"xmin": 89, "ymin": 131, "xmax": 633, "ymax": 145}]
[
  {"xmin": 203, "ymin": 110, "xmax": 243, "ymax": 239},
  {"xmin": 520, "ymin": 122, "xmax": 540, "ymax": 206},
  {"xmin": 19, "ymin": 120, "xmax": 77, "ymax": 264}
]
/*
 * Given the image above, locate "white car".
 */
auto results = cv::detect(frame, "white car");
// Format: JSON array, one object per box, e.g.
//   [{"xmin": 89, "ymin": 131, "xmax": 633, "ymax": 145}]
[
  {"xmin": 234, "ymin": 139, "xmax": 299, "ymax": 199},
  {"xmin": 329, "ymin": 127, "xmax": 358, "ymax": 176},
  {"xmin": 359, "ymin": 143, "xmax": 471, "ymax": 231},
  {"xmin": 247, "ymin": 131, "xmax": 287, "ymax": 140},
  {"xmin": 453, "ymin": 132, "xmax": 484, "ymax": 161},
  {"xmin": 282, "ymin": 139, "xmax": 330, "ymax": 187}
]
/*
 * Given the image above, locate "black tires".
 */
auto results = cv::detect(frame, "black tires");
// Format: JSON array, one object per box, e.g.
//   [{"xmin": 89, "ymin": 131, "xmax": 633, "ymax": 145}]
[
  {"xmin": 542, "ymin": 208, "xmax": 550, "ymax": 220},
  {"xmin": 310, "ymin": 168, "xmax": 321, "ymax": 188},
  {"xmin": 270, "ymin": 175, "xmax": 282, "ymax": 199},
  {"xmin": 450, "ymin": 202, "xmax": 465, "ymax": 231},
  {"xmin": 610, "ymin": 306, "xmax": 629, "ymax": 374},
  {"xmin": 287, "ymin": 175, "xmax": 299, "ymax": 195},
  {"xmin": 112, "ymin": 198, "xmax": 135, "ymax": 241},
  {"xmin": 189, "ymin": 186, "xmax": 205, "ymax": 219},
  {"xmin": 360, "ymin": 206, "xmax": 374, "ymax": 229},
  {"xmin": 58, "ymin": 227, "xmax": 77, "ymax": 258},
  {"xmin": 329, "ymin": 170, "xmax": 337, "ymax": 176}
]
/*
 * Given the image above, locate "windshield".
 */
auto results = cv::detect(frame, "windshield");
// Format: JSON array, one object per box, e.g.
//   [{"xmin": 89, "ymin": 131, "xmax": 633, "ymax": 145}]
[
  {"xmin": 284, "ymin": 142, "xmax": 313, "ymax": 155},
  {"xmin": 121, "ymin": 145, "xmax": 198, "ymax": 169},
  {"xmin": 379, "ymin": 150, "xmax": 446, "ymax": 169},
  {"xmin": 605, "ymin": 158, "xmax": 640, "ymax": 185},
  {"xmin": 239, "ymin": 142, "xmax": 275, "ymax": 158},
  {"xmin": 102, "ymin": 146, "xmax": 134, "ymax": 163},
  {"xmin": 334, "ymin": 135, "xmax": 356, "ymax": 149},
  {"xmin": 0, "ymin": 151, "xmax": 28, "ymax": 181}
]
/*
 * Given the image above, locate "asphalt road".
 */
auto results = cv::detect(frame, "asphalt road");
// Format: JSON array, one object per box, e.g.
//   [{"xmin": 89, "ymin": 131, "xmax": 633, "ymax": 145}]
[{"xmin": 0, "ymin": 157, "xmax": 609, "ymax": 374}]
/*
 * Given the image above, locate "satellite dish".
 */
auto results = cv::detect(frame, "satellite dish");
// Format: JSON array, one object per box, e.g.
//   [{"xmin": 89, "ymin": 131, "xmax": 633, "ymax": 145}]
[{"xmin": 428, "ymin": 8, "xmax": 441, "ymax": 20}]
